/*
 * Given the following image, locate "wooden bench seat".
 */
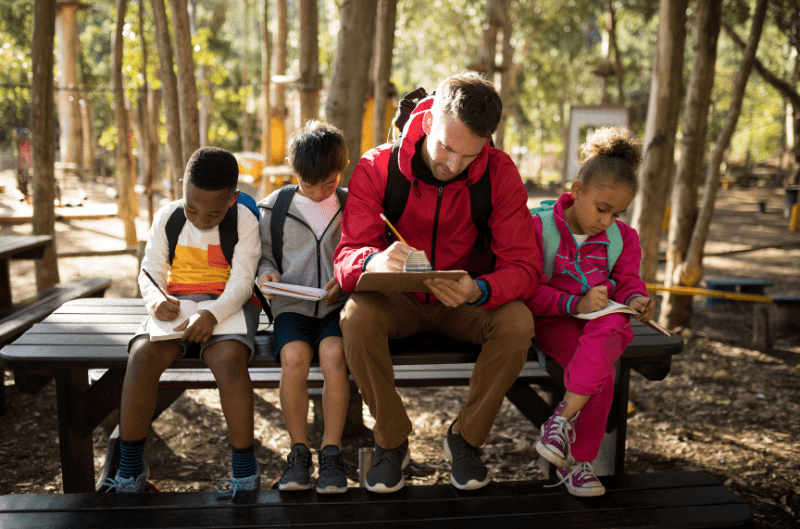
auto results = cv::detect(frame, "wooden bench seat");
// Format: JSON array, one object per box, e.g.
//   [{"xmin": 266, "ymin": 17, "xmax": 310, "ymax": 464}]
[
  {"xmin": 704, "ymin": 277, "xmax": 773, "ymax": 308},
  {"xmin": 0, "ymin": 472, "xmax": 753, "ymax": 528}
]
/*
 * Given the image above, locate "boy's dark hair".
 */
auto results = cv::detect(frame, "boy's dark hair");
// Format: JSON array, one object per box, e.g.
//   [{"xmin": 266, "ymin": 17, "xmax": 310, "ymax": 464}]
[
  {"xmin": 287, "ymin": 121, "xmax": 348, "ymax": 185},
  {"xmin": 184, "ymin": 147, "xmax": 239, "ymax": 191},
  {"xmin": 577, "ymin": 127, "xmax": 642, "ymax": 193},
  {"xmin": 433, "ymin": 72, "xmax": 502, "ymax": 139}
]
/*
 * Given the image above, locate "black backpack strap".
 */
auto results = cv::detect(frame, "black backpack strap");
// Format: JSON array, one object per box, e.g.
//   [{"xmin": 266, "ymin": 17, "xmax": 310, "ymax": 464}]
[
  {"xmin": 390, "ymin": 87, "xmax": 428, "ymax": 141},
  {"xmin": 217, "ymin": 205, "xmax": 239, "ymax": 267},
  {"xmin": 270, "ymin": 185, "xmax": 298, "ymax": 275},
  {"xmin": 335, "ymin": 186, "xmax": 348, "ymax": 209},
  {"xmin": 381, "ymin": 136, "xmax": 410, "ymax": 239},
  {"xmin": 469, "ymin": 162, "xmax": 493, "ymax": 251},
  {"xmin": 165, "ymin": 205, "xmax": 188, "ymax": 265}
]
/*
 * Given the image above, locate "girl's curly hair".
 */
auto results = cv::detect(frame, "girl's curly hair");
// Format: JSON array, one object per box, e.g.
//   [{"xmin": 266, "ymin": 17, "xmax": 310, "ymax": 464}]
[{"xmin": 577, "ymin": 126, "xmax": 641, "ymax": 192}]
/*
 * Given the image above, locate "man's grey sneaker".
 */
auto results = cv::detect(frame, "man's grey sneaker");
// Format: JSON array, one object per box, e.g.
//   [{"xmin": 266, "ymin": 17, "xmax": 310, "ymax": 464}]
[
  {"xmin": 316, "ymin": 445, "xmax": 348, "ymax": 494},
  {"xmin": 216, "ymin": 461, "xmax": 261, "ymax": 499},
  {"xmin": 535, "ymin": 401, "xmax": 576, "ymax": 468},
  {"xmin": 554, "ymin": 460, "xmax": 606, "ymax": 497},
  {"xmin": 279, "ymin": 444, "xmax": 314, "ymax": 491},
  {"xmin": 365, "ymin": 439, "xmax": 410, "ymax": 493},
  {"xmin": 444, "ymin": 420, "xmax": 490, "ymax": 490},
  {"xmin": 103, "ymin": 461, "xmax": 149, "ymax": 493}
]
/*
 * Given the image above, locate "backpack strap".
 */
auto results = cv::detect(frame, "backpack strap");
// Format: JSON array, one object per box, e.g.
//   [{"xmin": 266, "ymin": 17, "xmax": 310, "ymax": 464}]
[
  {"xmin": 468, "ymin": 163, "xmax": 492, "ymax": 252},
  {"xmin": 536, "ymin": 209, "xmax": 560, "ymax": 282},
  {"xmin": 381, "ymin": 136, "xmax": 409, "ymax": 235},
  {"xmin": 165, "ymin": 204, "xmax": 188, "ymax": 266},
  {"xmin": 606, "ymin": 222, "xmax": 623, "ymax": 273},
  {"xmin": 270, "ymin": 185, "xmax": 298, "ymax": 275},
  {"xmin": 217, "ymin": 206, "xmax": 239, "ymax": 267}
]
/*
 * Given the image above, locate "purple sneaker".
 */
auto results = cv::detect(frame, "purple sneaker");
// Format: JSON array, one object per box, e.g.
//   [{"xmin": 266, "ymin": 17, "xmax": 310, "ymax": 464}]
[
  {"xmin": 554, "ymin": 461, "xmax": 606, "ymax": 497},
  {"xmin": 535, "ymin": 401, "xmax": 576, "ymax": 467}
]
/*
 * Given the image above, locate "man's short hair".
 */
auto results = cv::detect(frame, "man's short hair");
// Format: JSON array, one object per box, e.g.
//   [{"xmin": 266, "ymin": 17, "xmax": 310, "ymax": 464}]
[
  {"xmin": 287, "ymin": 120, "xmax": 349, "ymax": 185},
  {"xmin": 433, "ymin": 72, "xmax": 502, "ymax": 139},
  {"xmin": 184, "ymin": 147, "xmax": 239, "ymax": 191}
]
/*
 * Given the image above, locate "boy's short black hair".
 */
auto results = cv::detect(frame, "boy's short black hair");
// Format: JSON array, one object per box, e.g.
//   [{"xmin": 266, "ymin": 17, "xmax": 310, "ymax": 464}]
[
  {"xmin": 287, "ymin": 121, "xmax": 348, "ymax": 185},
  {"xmin": 184, "ymin": 147, "xmax": 239, "ymax": 191}
]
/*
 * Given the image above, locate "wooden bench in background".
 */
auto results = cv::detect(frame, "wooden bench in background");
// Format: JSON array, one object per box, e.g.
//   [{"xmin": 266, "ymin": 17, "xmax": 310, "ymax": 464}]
[
  {"xmin": 0, "ymin": 277, "xmax": 111, "ymax": 416},
  {"xmin": 0, "ymin": 472, "xmax": 753, "ymax": 528}
]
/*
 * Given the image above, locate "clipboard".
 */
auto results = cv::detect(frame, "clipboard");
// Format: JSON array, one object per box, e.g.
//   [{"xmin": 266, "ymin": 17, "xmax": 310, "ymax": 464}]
[{"xmin": 354, "ymin": 270, "xmax": 469, "ymax": 292}]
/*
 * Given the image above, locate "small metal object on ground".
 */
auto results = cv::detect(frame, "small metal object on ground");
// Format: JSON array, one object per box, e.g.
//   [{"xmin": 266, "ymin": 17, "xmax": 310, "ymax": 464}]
[{"xmin": 358, "ymin": 447, "xmax": 375, "ymax": 487}]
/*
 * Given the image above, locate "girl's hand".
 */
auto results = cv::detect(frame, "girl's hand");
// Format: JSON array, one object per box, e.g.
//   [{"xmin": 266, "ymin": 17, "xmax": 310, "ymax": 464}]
[
  {"xmin": 154, "ymin": 298, "xmax": 181, "ymax": 321},
  {"xmin": 629, "ymin": 296, "xmax": 656, "ymax": 322},
  {"xmin": 174, "ymin": 310, "xmax": 217, "ymax": 343},
  {"xmin": 322, "ymin": 277, "xmax": 343, "ymax": 306},
  {"xmin": 257, "ymin": 272, "xmax": 281, "ymax": 300},
  {"xmin": 577, "ymin": 285, "xmax": 609, "ymax": 314}
]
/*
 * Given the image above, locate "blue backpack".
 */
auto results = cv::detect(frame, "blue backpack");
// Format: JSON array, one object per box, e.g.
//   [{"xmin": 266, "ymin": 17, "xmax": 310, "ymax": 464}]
[{"xmin": 530, "ymin": 199, "xmax": 623, "ymax": 282}]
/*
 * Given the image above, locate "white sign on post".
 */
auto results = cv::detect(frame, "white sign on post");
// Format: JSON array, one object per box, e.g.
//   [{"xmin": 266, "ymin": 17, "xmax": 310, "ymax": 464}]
[{"xmin": 564, "ymin": 106, "xmax": 629, "ymax": 184}]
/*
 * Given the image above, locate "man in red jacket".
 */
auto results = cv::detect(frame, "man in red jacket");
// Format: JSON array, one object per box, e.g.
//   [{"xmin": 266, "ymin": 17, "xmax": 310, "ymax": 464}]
[{"xmin": 334, "ymin": 72, "xmax": 540, "ymax": 493}]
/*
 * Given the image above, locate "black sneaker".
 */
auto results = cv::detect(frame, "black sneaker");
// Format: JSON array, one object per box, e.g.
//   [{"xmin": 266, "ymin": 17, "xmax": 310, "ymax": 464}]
[
  {"xmin": 365, "ymin": 439, "xmax": 410, "ymax": 493},
  {"xmin": 279, "ymin": 443, "xmax": 313, "ymax": 491},
  {"xmin": 444, "ymin": 420, "xmax": 490, "ymax": 490},
  {"xmin": 316, "ymin": 445, "xmax": 348, "ymax": 494}
]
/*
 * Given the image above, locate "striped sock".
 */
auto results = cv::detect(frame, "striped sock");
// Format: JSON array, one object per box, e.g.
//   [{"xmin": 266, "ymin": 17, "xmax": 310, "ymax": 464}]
[
  {"xmin": 118, "ymin": 438, "xmax": 146, "ymax": 479},
  {"xmin": 232, "ymin": 444, "xmax": 257, "ymax": 479}
]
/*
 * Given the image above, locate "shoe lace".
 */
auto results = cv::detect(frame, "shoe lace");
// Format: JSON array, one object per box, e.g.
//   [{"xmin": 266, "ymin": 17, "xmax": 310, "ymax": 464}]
[
  {"xmin": 544, "ymin": 415, "xmax": 576, "ymax": 450},
  {"xmin": 544, "ymin": 460, "xmax": 596, "ymax": 489},
  {"xmin": 374, "ymin": 444, "xmax": 406, "ymax": 467},
  {"xmin": 286, "ymin": 447, "xmax": 312, "ymax": 469},
  {"xmin": 216, "ymin": 477, "xmax": 244, "ymax": 499},
  {"xmin": 101, "ymin": 476, "xmax": 129, "ymax": 493},
  {"xmin": 319, "ymin": 452, "xmax": 347, "ymax": 474},
  {"xmin": 450, "ymin": 433, "xmax": 484, "ymax": 462}
]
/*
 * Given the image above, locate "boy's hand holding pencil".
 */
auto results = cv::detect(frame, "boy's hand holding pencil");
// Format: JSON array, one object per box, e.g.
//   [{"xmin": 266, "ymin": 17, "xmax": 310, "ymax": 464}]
[{"xmin": 143, "ymin": 269, "xmax": 181, "ymax": 321}]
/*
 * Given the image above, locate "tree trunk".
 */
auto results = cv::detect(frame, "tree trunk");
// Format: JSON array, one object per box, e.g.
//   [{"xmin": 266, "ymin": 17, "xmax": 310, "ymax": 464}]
[
  {"xmin": 630, "ymin": 0, "xmax": 688, "ymax": 284},
  {"xmin": 55, "ymin": 3, "xmax": 83, "ymax": 174},
  {"xmin": 113, "ymin": 0, "xmax": 139, "ymax": 248},
  {"xmin": 242, "ymin": 0, "xmax": 251, "ymax": 153},
  {"xmin": 273, "ymin": 0, "xmax": 287, "ymax": 120},
  {"xmin": 79, "ymin": 85, "xmax": 96, "ymax": 178},
  {"xmin": 152, "ymin": 0, "xmax": 184, "ymax": 198},
  {"xmin": 169, "ymin": 0, "xmax": 200, "ymax": 166},
  {"xmin": 660, "ymin": 0, "xmax": 722, "ymax": 330},
  {"xmin": 298, "ymin": 0, "xmax": 321, "ymax": 125},
  {"xmin": 198, "ymin": 65, "xmax": 211, "ymax": 147},
  {"xmin": 684, "ymin": 0, "xmax": 769, "ymax": 280},
  {"xmin": 608, "ymin": 1, "xmax": 625, "ymax": 106},
  {"xmin": 31, "ymin": 0, "xmax": 60, "ymax": 289},
  {"xmin": 261, "ymin": 0, "xmax": 272, "ymax": 188},
  {"xmin": 138, "ymin": 0, "xmax": 151, "ymax": 190},
  {"xmin": 494, "ymin": 0, "xmax": 513, "ymax": 151},
  {"xmin": 326, "ymin": 0, "xmax": 378, "ymax": 186},
  {"xmin": 148, "ymin": 88, "xmax": 161, "ymax": 225},
  {"xmin": 372, "ymin": 0, "xmax": 397, "ymax": 148}
]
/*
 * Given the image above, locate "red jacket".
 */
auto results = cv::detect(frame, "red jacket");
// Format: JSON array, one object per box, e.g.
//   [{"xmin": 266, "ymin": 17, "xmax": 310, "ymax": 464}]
[
  {"xmin": 334, "ymin": 97, "xmax": 540, "ymax": 309},
  {"xmin": 525, "ymin": 192, "xmax": 649, "ymax": 317}
]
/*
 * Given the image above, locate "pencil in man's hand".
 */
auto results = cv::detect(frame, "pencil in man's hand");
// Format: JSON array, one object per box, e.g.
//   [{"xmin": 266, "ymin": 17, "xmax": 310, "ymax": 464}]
[
  {"xmin": 380, "ymin": 213, "xmax": 407, "ymax": 244},
  {"xmin": 142, "ymin": 269, "xmax": 171, "ymax": 302}
]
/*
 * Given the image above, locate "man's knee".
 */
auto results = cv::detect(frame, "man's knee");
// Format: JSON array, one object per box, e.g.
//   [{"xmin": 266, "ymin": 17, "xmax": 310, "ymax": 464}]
[
  {"xmin": 494, "ymin": 301, "xmax": 535, "ymax": 341},
  {"xmin": 340, "ymin": 292, "xmax": 386, "ymax": 334}
]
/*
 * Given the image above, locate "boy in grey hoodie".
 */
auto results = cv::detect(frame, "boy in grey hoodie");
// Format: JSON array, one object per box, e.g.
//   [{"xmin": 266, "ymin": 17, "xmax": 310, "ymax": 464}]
[{"xmin": 257, "ymin": 121, "xmax": 350, "ymax": 494}]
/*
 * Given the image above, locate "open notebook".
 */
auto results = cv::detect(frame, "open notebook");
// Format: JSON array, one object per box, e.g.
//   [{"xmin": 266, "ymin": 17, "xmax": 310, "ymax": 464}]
[{"xmin": 147, "ymin": 300, "xmax": 247, "ymax": 341}]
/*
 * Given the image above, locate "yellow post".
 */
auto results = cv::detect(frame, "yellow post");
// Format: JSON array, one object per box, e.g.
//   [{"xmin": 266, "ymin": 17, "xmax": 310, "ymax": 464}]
[
  {"xmin": 791, "ymin": 204, "xmax": 800, "ymax": 232},
  {"xmin": 662, "ymin": 205, "xmax": 670, "ymax": 233}
]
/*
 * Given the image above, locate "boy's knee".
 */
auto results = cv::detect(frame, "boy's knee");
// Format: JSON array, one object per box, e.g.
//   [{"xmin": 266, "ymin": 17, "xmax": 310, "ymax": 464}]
[
  {"xmin": 129, "ymin": 339, "xmax": 179, "ymax": 370},
  {"xmin": 280, "ymin": 342, "xmax": 313, "ymax": 375}
]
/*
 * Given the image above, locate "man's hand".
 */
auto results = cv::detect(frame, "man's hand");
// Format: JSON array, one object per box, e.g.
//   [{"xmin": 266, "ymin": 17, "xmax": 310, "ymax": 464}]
[
  {"xmin": 257, "ymin": 272, "xmax": 281, "ymax": 300},
  {"xmin": 322, "ymin": 277, "xmax": 343, "ymax": 306},
  {"xmin": 154, "ymin": 298, "xmax": 181, "ymax": 321},
  {"xmin": 365, "ymin": 241, "xmax": 414, "ymax": 272},
  {"xmin": 174, "ymin": 310, "xmax": 217, "ymax": 343},
  {"xmin": 423, "ymin": 275, "xmax": 482, "ymax": 308},
  {"xmin": 577, "ymin": 285, "xmax": 609, "ymax": 314},
  {"xmin": 629, "ymin": 295, "xmax": 656, "ymax": 322}
]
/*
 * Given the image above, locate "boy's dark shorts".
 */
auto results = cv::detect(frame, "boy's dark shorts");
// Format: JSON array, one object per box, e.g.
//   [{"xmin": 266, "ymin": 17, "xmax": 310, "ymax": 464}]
[
  {"xmin": 272, "ymin": 309, "xmax": 343, "ymax": 363},
  {"xmin": 129, "ymin": 293, "xmax": 261, "ymax": 363}
]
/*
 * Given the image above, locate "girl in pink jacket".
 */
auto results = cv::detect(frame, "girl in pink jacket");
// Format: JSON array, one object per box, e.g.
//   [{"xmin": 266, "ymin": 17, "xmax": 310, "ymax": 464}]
[{"xmin": 526, "ymin": 127, "xmax": 656, "ymax": 497}]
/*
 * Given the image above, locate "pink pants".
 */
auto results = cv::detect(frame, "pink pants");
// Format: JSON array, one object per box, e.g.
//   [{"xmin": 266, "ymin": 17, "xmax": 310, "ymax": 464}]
[{"xmin": 535, "ymin": 313, "xmax": 633, "ymax": 462}]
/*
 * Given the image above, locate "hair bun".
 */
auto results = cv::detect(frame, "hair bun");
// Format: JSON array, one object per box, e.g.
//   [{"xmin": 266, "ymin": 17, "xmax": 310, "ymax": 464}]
[{"xmin": 581, "ymin": 127, "xmax": 642, "ymax": 171}]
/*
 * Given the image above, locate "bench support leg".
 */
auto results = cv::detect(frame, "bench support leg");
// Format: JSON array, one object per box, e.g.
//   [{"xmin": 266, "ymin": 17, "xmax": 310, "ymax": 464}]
[{"xmin": 55, "ymin": 369, "xmax": 95, "ymax": 493}]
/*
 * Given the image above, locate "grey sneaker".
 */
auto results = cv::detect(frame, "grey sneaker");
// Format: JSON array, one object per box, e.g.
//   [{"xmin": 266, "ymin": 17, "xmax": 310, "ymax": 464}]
[
  {"xmin": 279, "ymin": 444, "xmax": 314, "ymax": 491},
  {"xmin": 316, "ymin": 445, "xmax": 348, "ymax": 494},
  {"xmin": 444, "ymin": 420, "xmax": 490, "ymax": 490},
  {"xmin": 103, "ymin": 461, "xmax": 149, "ymax": 493},
  {"xmin": 365, "ymin": 439, "xmax": 410, "ymax": 493},
  {"xmin": 216, "ymin": 461, "xmax": 261, "ymax": 499}
]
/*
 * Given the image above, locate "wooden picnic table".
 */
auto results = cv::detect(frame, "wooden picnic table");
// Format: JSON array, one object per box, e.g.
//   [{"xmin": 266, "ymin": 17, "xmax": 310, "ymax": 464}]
[
  {"xmin": 0, "ymin": 298, "xmax": 684, "ymax": 494},
  {"xmin": 0, "ymin": 235, "xmax": 52, "ymax": 312}
]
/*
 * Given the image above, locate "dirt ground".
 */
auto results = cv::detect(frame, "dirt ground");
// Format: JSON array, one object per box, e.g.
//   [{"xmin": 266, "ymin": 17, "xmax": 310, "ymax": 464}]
[{"xmin": 1, "ymin": 170, "xmax": 799, "ymax": 528}]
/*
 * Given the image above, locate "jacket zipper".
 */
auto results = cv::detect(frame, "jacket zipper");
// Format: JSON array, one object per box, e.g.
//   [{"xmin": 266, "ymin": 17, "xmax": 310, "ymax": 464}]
[{"xmin": 426, "ymin": 186, "xmax": 444, "ymax": 303}]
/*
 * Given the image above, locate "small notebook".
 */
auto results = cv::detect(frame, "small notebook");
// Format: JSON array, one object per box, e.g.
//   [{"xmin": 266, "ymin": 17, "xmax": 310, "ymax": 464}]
[
  {"xmin": 260, "ymin": 282, "xmax": 328, "ymax": 301},
  {"xmin": 147, "ymin": 300, "xmax": 247, "ymax": 341},
  {"xmin": 575, "ymin": 300, "xmax": 670, "ymax": 335}
]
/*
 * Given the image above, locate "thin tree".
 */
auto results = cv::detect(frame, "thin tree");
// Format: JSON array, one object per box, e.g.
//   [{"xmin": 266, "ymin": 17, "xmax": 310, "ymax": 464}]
[
  {"xmin": 660, "ymin": 0, "xmax": 723, "ymax": 329},
  {"xmin": 683, "ymin": 0, "xmax": 770, "ymax": 294},
  {"xmin": 273, "ymin": 0, "xmax": 287, "ymax": 125},
  {"xmin": 113, "ymin": 0, "xmax": 138, "ymax": 248},
  {"xmin": 261, "ymin": 1, "xmax": 272, "ymax": 174},
  {"xmin": 138, "ymin": 0, "xmax": 154, "ymax": 222},
  {"xmin": 168, "ymin": 0, "xmax": 200, "ymax": 166},
  {"xmin": 55, "ymin": 2, "xmax": 83, "ymax": 176},
  {"xmin": 372, "ymin": 0, "xmax": 397, "ymax": 147},
  {"xmin": 631, "ymin": 0, "xmax": 688, "ymax": 284},
  {"xmin": 326, "ymin": 0, "xmax": 378, "ymax": 185},
  {"xmin": 152, "ymin": 0, "xmax": 183, "ymax": 198},
  {"xmin": 31, "ymin": 0, "xmax": 59, "ymax": 289},
  {"xmin": 242, "ymin": 0, "xmax": 251, "ymax": 152},
  {"xmin": 298, "ymin": 0, "xmax": 321, "ymax": 124}
]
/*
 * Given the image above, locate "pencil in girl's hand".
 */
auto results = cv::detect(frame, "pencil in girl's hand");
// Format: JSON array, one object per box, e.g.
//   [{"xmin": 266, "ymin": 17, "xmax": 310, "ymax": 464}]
[
  {"xmin": 142, "ymin": 269, "xmax": 171, "ymax": 302},
  {"xmin": 380, "ymin": 213, "xmax": 407, "ymax": 244}
]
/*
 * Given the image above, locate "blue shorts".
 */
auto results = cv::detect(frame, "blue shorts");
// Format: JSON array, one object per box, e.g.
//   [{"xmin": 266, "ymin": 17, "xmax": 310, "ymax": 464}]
[{"xmin": 272, "ymin": 310, "xmax": 343, "ymax": 363}]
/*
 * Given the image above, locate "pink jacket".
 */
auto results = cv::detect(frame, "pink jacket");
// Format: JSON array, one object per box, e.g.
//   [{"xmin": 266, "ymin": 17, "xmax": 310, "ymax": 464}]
[
  {"xmin": 334, "ymin": 97, "xmax": 540, "ymax": 309},
  {"xmin": 525, "ymin": 193, "xmax": 648, "ymax": 317}
]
